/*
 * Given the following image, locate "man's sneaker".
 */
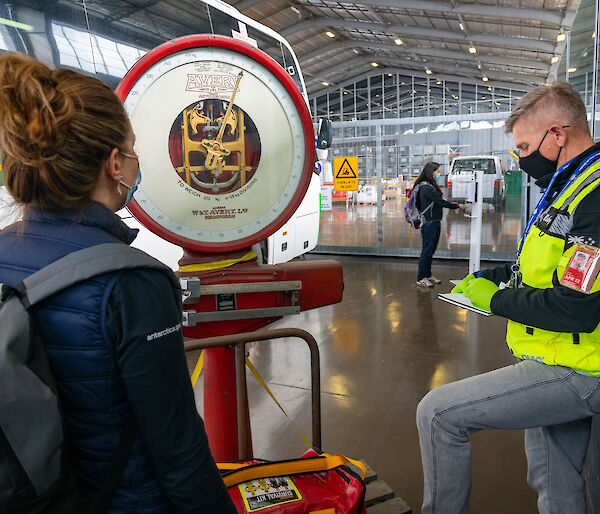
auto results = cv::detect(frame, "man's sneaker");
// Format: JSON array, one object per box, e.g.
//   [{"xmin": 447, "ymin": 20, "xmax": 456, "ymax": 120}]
[
  {"xmin": 428, "ymin": 276, "xmax": 442, "ymax": 284},
  {"xmin": 416, "ymin": 279, "xmax": 434, "ymax": 288}
]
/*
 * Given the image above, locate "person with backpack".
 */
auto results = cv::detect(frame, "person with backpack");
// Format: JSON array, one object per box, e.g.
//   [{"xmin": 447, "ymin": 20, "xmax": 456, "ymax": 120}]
[
  {"xmin": 412, "ymin": 162, "xmax": 466, "ymax": 287},
  {"xmin": 0, "ymin": 53, "xmax": 236, "ymax": 513}
]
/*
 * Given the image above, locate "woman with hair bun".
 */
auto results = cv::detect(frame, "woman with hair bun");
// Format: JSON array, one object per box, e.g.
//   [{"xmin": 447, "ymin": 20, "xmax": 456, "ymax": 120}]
[
  {"xmin": 413, "ymin": 161, "xmax": 466, "ymax": 287},
  {"xmin": 0, "ymin": 53, "xmax": 236, "ymax": 513}
]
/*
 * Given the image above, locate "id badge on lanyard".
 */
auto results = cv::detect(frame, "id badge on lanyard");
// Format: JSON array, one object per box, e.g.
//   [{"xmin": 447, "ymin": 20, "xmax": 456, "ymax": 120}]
[{"xmin": 559, "ymin": 244, "xmax": 600, "ymax": 294}]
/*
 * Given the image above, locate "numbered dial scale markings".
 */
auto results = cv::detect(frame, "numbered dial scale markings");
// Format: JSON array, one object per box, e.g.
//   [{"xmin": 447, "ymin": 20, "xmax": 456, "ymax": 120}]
[{"xmin": 116, "ymin": 36, "xmax": 314, "ymax": 252}]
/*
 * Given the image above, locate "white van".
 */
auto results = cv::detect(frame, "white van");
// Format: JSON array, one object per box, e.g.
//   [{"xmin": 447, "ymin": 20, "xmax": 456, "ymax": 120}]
[{"xmin": 447, "ymin": 155, "xmax": 505, "ymax": 208}]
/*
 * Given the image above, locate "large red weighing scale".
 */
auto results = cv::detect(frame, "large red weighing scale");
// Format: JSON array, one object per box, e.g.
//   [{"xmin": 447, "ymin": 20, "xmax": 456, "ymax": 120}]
[{"xmin": 115, "ymin": 35, "xmax": 343, "ymax": 461}]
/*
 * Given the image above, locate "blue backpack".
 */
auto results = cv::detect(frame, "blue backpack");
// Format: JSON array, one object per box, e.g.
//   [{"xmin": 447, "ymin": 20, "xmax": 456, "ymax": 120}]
[{"xmin": 404, "ymin": 183, "xmax": 433, "ymax": 229}]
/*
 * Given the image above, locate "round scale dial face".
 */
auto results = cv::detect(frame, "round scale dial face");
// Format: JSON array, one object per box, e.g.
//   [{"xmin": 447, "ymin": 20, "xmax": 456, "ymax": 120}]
[{"xmin": 117, "ymin": 37, "xmax": 313, "ymax": 252}]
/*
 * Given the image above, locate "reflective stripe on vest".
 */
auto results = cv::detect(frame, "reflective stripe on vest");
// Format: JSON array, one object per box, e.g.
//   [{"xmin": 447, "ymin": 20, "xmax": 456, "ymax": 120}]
[{"xmin": 507, "ymin": 160, "xmax": 600, "ymax": 375}]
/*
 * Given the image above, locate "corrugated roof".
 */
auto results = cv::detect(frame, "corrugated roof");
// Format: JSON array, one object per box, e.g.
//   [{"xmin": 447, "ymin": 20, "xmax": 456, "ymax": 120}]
[{"xmin": 228, "ymin": 0, "xmax": 581, "ymax": 95}]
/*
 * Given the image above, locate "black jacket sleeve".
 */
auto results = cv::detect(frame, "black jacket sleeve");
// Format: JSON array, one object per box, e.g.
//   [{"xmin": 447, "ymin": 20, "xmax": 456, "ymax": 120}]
[
  {"xmin": 478, "ymin": 263, "xmax": 513, "ymax": 285},
  {"xmin": 490, "ymin": 186, "xmax": 600, "ymax": 333},
  {"xmin": 421, "ymin": 184, "xmax": 459, "ymax": 210},
  {"xmin": 107, "ymin": 269, "xmax": 236, "ymax": 513}
]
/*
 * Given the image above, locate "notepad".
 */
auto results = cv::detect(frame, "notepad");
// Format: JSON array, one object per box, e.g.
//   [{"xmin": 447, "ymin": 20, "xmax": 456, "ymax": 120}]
[{"xmin": 437, "ymin": 292, "xmax": 493, "ymax": 316}]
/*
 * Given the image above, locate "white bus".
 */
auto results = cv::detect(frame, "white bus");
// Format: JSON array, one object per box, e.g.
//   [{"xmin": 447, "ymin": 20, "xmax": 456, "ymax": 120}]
[{"xmin": 200, "ymin": 0, "xmax": 321, "ymax": 265}]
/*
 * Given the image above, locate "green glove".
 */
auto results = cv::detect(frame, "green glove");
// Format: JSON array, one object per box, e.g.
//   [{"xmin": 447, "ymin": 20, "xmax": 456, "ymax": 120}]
[
  {"xmin": 464, "ymin": 277, "xmax": 499, "ymax": 312},
  {"xmin": 451, "ymin": 274, "xmax": 475, "ymax": 294}
]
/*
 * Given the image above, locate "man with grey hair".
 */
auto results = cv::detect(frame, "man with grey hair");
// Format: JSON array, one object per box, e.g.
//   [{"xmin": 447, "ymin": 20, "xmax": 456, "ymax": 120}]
[{"xmin": 417, "ymin": 81, "xmax": 600, "ymax": 514}]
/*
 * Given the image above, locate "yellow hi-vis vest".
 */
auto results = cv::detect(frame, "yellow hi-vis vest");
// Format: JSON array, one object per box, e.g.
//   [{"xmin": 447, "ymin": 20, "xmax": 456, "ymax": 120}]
[{"xmin": 506, "ymin": 159, "xmax": 600, "ymax": 375}]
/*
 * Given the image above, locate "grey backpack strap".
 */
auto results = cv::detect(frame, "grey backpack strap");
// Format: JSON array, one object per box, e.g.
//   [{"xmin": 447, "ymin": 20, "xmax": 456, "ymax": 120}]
[
  {"xmin": 15, "ymin": 243, "xmax": 171, "ymax": 309},
  {"xmin": 421, "ymin": 200, "xmax": 434, "ymax": 215},
  {"xmin": 419, "ymin": 183, "xmax": 435, "ymax": 215}
]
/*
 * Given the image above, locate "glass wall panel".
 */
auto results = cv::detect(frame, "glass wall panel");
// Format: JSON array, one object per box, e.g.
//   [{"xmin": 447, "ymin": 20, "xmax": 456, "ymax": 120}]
[
  {"xmin": 316, "ymin": 114, "xmax": 523, "ymax": 261},
  {"xmin": 319, "ymin": 136, "xmax": 379, "ymax": 248}
]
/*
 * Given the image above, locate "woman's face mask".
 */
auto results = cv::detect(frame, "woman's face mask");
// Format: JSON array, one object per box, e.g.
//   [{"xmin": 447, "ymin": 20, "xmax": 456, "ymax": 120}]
[
  {"xmin": 119, "ymin": 169, "xmax": 141, "ymax": 207},
  {"xmin": 118, "ymin": 147, "xmax": 141, "ymax": 207}
]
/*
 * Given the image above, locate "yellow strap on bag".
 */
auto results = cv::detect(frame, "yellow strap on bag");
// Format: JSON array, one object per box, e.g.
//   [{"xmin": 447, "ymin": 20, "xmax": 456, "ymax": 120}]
[
  {"xmin": 218, "ymin": 453, "xmax": 367, "ymax": 488},
  {"xmin": 217, "ymin": 462, "xmax": 248, "ymax": 470}
]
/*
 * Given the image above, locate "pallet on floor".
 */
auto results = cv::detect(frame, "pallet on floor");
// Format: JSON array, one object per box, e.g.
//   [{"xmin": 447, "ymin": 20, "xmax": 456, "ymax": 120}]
[{"xmin": 359, "ymin": 461, "xmax": 412, "ymax": 513}]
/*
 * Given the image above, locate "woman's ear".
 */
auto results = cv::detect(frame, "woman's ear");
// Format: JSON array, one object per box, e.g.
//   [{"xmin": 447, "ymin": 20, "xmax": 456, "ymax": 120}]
[{"xmin": 102, "ymin": 147, "xmax": 123, "ymax": 182}]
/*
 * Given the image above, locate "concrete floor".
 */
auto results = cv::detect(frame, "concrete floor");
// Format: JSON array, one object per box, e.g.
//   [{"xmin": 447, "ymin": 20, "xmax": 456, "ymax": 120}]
[{"xmin": 189, "ymin": 254, "xmax": 540, "ymax": 513}]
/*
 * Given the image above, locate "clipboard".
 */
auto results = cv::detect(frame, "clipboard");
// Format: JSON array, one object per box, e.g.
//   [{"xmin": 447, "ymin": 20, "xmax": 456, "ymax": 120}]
[{"xmin": 437, "ymin": 292, "xmax": 493, "ymax": 316}]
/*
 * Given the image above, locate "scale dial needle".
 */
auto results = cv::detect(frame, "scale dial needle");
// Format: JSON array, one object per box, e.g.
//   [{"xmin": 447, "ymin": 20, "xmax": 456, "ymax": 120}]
[{"xmin": 201, "ymin": 71, "xmax": 243, "ymax": 171}]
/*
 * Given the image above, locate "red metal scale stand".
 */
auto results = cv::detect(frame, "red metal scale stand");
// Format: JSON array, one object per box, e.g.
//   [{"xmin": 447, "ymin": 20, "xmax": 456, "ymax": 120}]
[
  {"xmin": 179, "ymin": 247, "xmax": 343, "ymax": 461},
  {"xmin": 202, "ymin": 346, "xmax": 239, "ymax": 461}
]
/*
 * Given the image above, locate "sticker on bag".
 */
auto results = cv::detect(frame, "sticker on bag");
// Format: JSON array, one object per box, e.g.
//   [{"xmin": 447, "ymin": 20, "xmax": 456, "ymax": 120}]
[{"xmin": 239, "ymin": 476, "xmax": 302, "ymax": 512}]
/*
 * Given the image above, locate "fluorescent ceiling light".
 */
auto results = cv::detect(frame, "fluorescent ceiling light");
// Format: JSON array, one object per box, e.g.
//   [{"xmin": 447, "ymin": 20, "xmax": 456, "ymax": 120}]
[
  {"xmin": 482, "ymin": 76, "xmax": 489, "ymax": 82},
  {"xmin": 551, "ymin": 56, "xmax": 559, "ymax": 63},
  {"xmin": 568, "ymin": 67, "xmax": 577, "ymax": 73},
  {"xmin": 322, "ymin": 81, "xmax": 329, "ymax": 86},
  {"xmin": 425, "ymin": 68, "xmax": 432, "ymax": 74},
  {"xmin": 325, "ymin": 31, "xmax": 335, "ymax": 38},
  {"xmin": 395, "ymin": 38, "xmax": 403, "ymax": 45},
  {"xmin": 469, "ymin": 46, "xmax": 477, "ymax": 54},
  {"xmin": 371, "ymin": 62, "xmax": 378, "ymax": 67},
  {"xmin": 557, "ymin": 33, "xmax": 566, "ymax": 42}
]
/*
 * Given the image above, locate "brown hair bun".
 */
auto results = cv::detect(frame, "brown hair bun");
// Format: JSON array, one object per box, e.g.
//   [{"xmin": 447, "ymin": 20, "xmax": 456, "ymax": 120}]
[
  {"xmin": 0, "ymin": 53, "xmax": 73, "ymax": 165},
  {"xmin": 0, "ymin": 53, "xmax": 129, "ymax": 210}
]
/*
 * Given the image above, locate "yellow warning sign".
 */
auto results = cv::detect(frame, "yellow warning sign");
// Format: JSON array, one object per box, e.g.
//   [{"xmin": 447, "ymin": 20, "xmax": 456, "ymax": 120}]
[{"xmin": 333, "ymin": 156, "xmax": 358, "ymax": 191}]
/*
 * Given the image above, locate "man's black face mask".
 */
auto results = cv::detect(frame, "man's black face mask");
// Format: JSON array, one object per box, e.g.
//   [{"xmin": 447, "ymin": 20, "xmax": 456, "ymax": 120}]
[{"xmin": 519, "ymin": 127, "xmax": 568, "ymax": 180}]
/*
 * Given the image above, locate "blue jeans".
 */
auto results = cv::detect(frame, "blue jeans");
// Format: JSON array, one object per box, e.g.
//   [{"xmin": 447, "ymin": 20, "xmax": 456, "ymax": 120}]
[
  {"xmin": 417, "ymin": 360, "xmax": 600, "ymax": 513},
  {"xmin": 418, "ymin": 220, "xmax": 441, "ymax": 281}
]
